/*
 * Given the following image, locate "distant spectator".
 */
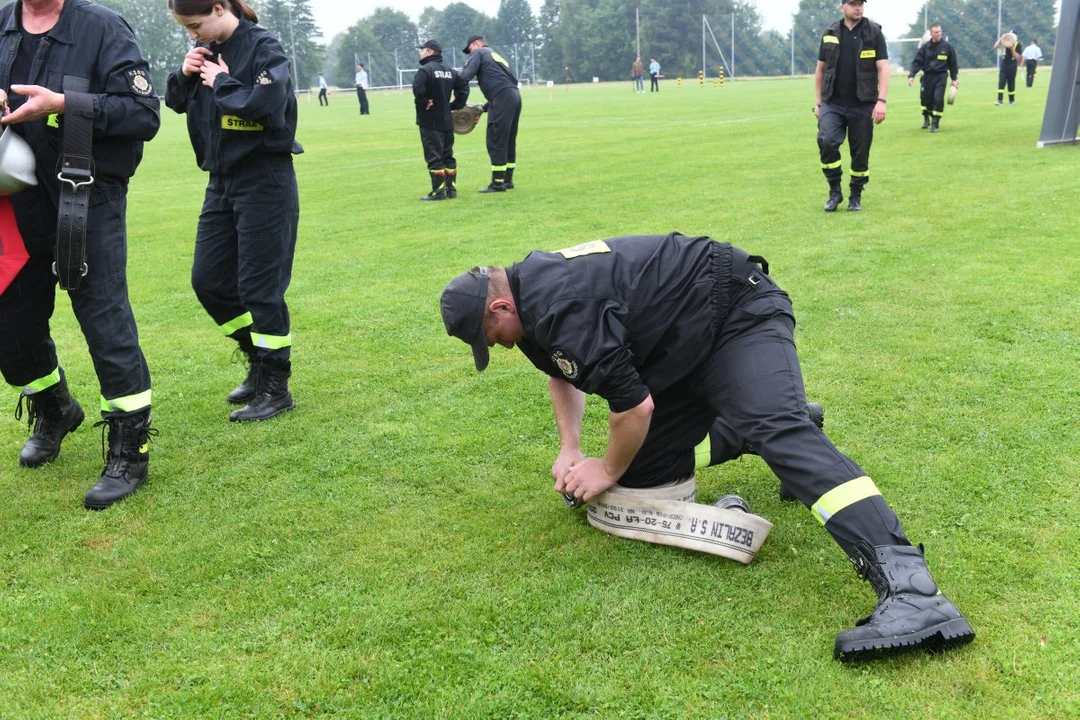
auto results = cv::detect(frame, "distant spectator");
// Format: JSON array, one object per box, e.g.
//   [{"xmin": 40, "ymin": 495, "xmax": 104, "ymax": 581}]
[
  {"xmin": 317, "ymin": 73, "xmax": 328, "ymax": 106},
  {"xmin": 648, "ymin": 57, "xmax": 660, "ymax": 92},
  {"xmin": 1022, "ymin": 39, "xmax": 1043, "ymax": 88},
  {"xmin": 355, "ymin": 63, "xmax": 370, "ymax": 115},
  {"xmin": 632, "ymin": 57, "xmax": 644, "ymax": 93}
]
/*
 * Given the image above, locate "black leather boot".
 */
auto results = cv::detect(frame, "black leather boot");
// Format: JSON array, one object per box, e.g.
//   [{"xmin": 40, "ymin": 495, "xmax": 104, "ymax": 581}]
[
  {"xmin": 420, "ymin": 171, "xmax": 447, "ymax": 201},
  {"xmin": 229, "ymin": 360, "xmax": 294, "ymax": 422},
  {"xmin": 847, "ymin": 191, "xmax": 862, "ymax": 212},
  {"xmin": 823, "ymin": 187, "xmax": 843, "ymax": 212},
  {"xmin": 228, "ymin": 348, "xmax": 258, "ymax": 405},
  {"xmin": 479, "ymin": 170, "xmax": 506, "ymax": 193},
  {"xmin": 445, "ymin": 170, "xmax": 457, "ymax": 198},
  {"xmin": 834, "ymin": 543, "xmax": 975, "ymax": 661},
  {"xmin": 930, "ymin": 116, "xmax": 940, "ymax": 133},
  {"xmin": 84, "ymin": 410, "xmax": 156, "ymax": 510},
  {"xmin": 504, "ymin": 167, "xmax": 515, "ymax": 189},
  {"xmin": 16, "ymin": 375, "xmax": 85, "ymax": 468},
  {"xmin": 921, "ymin": 113, "xmax": 930, "ymax": 129}
]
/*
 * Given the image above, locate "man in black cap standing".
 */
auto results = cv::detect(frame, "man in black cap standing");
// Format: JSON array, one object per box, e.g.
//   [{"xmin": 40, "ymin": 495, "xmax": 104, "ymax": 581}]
[
  {"xmin": 814, "ymin": 0, "xmax": 889, "ymax": 212},
  {"xmin": 440, "ymin": 233, "xmax": 975, "ymax": 661},
  {"xmin": 460, "ymin": 35, "xmax": 521, "ymax": 193},
  {"xmin": 413, "ymin": 39, "xmax": 470, "ymax": 201}
]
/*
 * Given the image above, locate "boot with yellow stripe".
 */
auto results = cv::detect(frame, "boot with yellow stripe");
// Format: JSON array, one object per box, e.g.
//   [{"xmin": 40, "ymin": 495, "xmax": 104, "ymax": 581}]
[
  {"xmin": 16, "ymin": 370, "xmax": 85, "ymax": 468},
  {"xmin": 834, "ymin": 542, "xmax": 975, "ymax": 661},
  {"xmin": 84, "ymin": 409, "xmax": 156, "ymax": 510},
  {"xmin": 479, "ymin": 168, "xmax": 506, "ymax": 193},
  {"xmin": 420, "ymin": 170, "xmax": 447, "ymax": 201}
]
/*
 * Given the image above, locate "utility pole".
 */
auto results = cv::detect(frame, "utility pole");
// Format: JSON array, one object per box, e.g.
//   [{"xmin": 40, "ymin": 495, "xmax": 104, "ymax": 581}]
[
  {"xmin": 998, "ymin": 0, "xmax": 1003, "ymax": 41},
  {"xmin": 731, "ymin": 12, "xmax": 735, "ymax": 79},
  {"xmin": 790, "ymin": 26, "xmax": 795, "ymax": 76},
  {"xmin": 287, "ymin": 4, "xmax": 298, "ymax": 90},
  {"xmin": 636, "ymin": 7, "xmax": 640, "ymax": 59}
]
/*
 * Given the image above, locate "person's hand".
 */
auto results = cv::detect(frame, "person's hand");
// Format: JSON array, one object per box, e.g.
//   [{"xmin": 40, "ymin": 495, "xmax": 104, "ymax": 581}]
[
  {"xmin": 1, "ymin": 85, "xmax": 64, "ymax": 125},
  {"xmin": 812, "ymin": 104, "xmax": 820, "ymax": 119},
  {"xmin": 908, "ymin": 77, "xmax": 914, "ymax": 87},
  {"xmin": 199, "ymin": 54, "xmax": 230, "ymax": 88},
  {"xmin": 872, "ymin": 100, "xmax": 887, "ymax": 124},
  {"xmin": 552, "ymin": 447, "xmax": 585, "ymax": 490},
  {"xmin": 182, "ymin": 46, "xmax": 212, "ymax": 77},
  {"xmin": 425, "ymin": 99, "xmax": 433, "ymax": 111},
  {"xmin": 0, "ymin": 88, "xmax": 7, "ymax": 117},
  {"xmin": 952, "ymin": 80, "xmax": 959, "ymax": 88},
  {"xmin": 560, "ymin": 457, "xmax": 619, "ymax": 503}
]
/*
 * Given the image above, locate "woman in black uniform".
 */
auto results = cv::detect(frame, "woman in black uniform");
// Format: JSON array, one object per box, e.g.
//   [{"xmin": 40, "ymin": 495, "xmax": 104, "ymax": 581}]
[{"xmin": 165, "ymin": 0, "xmax": 302, "ymax": 422}]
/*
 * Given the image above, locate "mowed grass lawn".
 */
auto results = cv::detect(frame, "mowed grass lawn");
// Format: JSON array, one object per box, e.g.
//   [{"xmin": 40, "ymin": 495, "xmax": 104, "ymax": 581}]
[{"xmin": 1, "ymin": 69, "xmax": 1077, "ymax": 718}]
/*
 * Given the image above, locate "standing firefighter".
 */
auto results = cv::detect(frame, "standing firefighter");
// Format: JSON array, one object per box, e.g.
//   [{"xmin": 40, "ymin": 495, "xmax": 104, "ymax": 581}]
[
  {"xmin": 166, "ymin": 0, "xmax": 302, "ymax": 422},
  {"xmin": 441, "ymin": 233, "xmax": 976, "ymax": 660},
  {"xmin": 814, "ymin": 0, "xmax": 889, "ymax": 212},
  {"xmin": 460, "ymin": 35, "xmax": 521, "ymax": 193},
  {"xmin": 0, "ymin": 0, "xmax": 160, "ymax": 510},
  {"xmin": 994, "ymin": 34, "xmax": 1023, "ymax": 105},
  {"xmin": 413, "ymin": 39, "xmax": 468, "ymax": 201},
  {"xmin": 908, "ymin": 25, "xmax": 959, "ymax": 133}
]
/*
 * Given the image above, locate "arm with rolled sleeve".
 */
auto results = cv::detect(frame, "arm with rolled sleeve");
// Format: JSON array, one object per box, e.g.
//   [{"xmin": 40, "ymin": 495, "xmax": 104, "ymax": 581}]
[
  {"xmin": 211, "ymin": 39, "xmax": 290, "ymax": 126},
  {"xmin": 90, "ymin": 18, "xmax": 160, "ymax": 141}
]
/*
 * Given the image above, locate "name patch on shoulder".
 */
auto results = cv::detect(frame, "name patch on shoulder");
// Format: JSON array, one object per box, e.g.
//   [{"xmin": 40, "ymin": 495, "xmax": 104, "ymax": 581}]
[
  {"xmin": 128, "ymin": 69, "xmax": 153, "ymax": 96},
  {"xmin": 556, "ymin": 240, "xmax": 610, "ymax": 259},
  {"xmin": 860, "ymin": 49, "xmax": 877, "ymax": 59},
  {"xmin": 550, "ymin": 349, "xmax": 580, "ymax": 380},
  {"xmin": 221, "ymin": 115, "xmax": 264, "ymax": 131},
  {"xmin": 823, "ymin": 36, "xmax": 839, "ymax": 44}
]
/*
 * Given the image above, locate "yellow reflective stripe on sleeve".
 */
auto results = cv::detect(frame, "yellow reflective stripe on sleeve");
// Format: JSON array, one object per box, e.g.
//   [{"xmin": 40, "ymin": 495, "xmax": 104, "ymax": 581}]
[
  {"xmin": 811, "ymin": 476, "xmax": 881, "ymax": 525},
  {"xmin": 823, "ymin": 36, "xmax": 839, "ymax": 44},
  {"xmin": 251, "ymin": 332, "xmax": 292, "ymax": 350},
  {"xmin": 693, "ymin": 435, "xmax": 711, "ymax": 470},
  {"xmin": 821, "ymin": 160, "xmax": 842, "ymax": 170},
  {"xmin": 221, "ymin": 115, "xmax": 264, "ymax": 131},
  {"xmin": 556, "ymin": 241, "xmax": 611, "ymax": 259},
  {"xmin": 21, "ymin": 368, "xmax": 61, "ymax": 394},
  {"xmin": 219, "ymin": 312, "xmax": 254, "ymax": 336},
  {"xmin": 490, "ymin": 51, "xmax": 509, "ymax": 67},
  {"xmin": 101, "ymin": 390, "xmax": 152, "ymax": 413},
  {"xmin": 860, "ymin": 50, "xmax": 876, "ymax": 59},
  {"xmin": 850, "ymin": 170, "xmax": 869, "ymax": 177}
]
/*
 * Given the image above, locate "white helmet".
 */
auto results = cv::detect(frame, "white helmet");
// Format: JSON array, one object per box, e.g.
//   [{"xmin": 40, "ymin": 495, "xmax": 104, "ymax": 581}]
[{"xmin": 0, "ymin": 126, "xmax": 38, "ymax": 195}]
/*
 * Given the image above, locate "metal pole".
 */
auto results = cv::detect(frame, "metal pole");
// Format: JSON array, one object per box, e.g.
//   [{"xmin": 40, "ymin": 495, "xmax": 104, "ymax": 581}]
[
  {"xmin": 514, "ymin": 42, "xmax": 520, "ymax": 80},
  {"xmin": 791, "ymin": 26, "xmax": 795, "ymax": 76},
  {"xmin": 288, "ymin": 5, "xmax": 298, "ymax": 90},
  {"xmin": 702, "ymin": 15, "xmax": 706, "ymax": 79},
  {"xmin": 530, "ymin": 42, "xmax": 536, "ymax": 84},
  {"xmin": 636, "ymin": 7, "xmax": 640, "ymax": 59},
  {"xmin": 394, "ymin": 48, "xmax": 399, "ymax": 88},
  {"xmin": 731, "ymin": 12, "xmax": 735, "ymax": 79},
  {"xmin": 998, "ymin": 0, "xmax": 1003, "ymax": 40},
  {"xmin": 924, "ymin": 3, "xmax": 928, "ymax": 31},
  {"xmin": 367, "ymin": 52, "xmax": 372, "ymax": 86}
]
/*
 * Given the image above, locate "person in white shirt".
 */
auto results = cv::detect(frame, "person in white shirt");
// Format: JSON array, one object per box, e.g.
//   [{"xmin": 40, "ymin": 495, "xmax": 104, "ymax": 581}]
[
  {"xmin": 1022, "ymin": 40, "xmax": 1043, "ymax": 88},
  {"xmin": 354, "ymin": 63, "xmax": 370, "ymax": 115},
  {"xmin": 317, "ymin": 73, "xmax": 328, "ymax": 106}
]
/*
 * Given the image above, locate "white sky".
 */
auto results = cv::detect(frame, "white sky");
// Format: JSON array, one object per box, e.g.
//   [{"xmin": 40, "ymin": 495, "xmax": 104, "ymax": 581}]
[{"xmin": 307, "ymin": 1, "xmax": 928, "ymax": 42}]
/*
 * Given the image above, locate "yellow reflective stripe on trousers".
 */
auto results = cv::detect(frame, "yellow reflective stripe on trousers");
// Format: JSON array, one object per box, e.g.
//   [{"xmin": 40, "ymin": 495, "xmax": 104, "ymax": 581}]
[
  {"xmin": 506, "ymin": 162, "xmax": 516, "ymax": 169},
  {"xmin": 693, "ymin": 435, "xmax": 711, "ymax": 470},
  {"xmin": 251, "ymin": 332, "xmax": 292, "ymax": 350},
  {"xmin": 811, "ymin": 476, "xmax": 881, "ymax": 525},
  {"xmin": 219, "ymin": 312, "xmax": 254, "ymax": 336},
  {"xmin": 850, "ymin": 170, "xmax": 869, "ymax": 178},
  {"xmin": 821, "ymin": 160, "xmax": 842, "ymax": 170},
  {"xmin": 101, "ymin": 390, "xmax": 152, "ymax": 413},
  {"xmin": 20, "ymin": 368, "xmax": 61, "ymax": 394},
  {"xmin": 490, "ymin": 165, "xmax": 507, "ymax": 171}
]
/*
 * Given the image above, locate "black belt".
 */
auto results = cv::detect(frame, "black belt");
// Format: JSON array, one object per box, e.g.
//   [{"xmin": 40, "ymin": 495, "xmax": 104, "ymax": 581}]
[{"xmin": 54, "ymin": 83, "xmax": 94, "ymax": 290}]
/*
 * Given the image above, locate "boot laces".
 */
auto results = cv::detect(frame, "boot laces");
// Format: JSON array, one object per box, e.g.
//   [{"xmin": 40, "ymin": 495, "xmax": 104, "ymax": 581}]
[
  {"xmin": 15, "ymin": 391, "xmax": 61, "ymax": 438},
  {"xmin": 250, "ymin": 364, "xmax": 287, "ymax": 408},
  {"xmin": 94, "ymin": 419, "xmax": 158, "ymax": 480}
]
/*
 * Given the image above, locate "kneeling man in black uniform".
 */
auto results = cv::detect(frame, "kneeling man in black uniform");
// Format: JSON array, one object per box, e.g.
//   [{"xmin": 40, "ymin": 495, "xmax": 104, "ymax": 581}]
[
  {"xmin": 413, "ymin": 39, "xmax": 469, "ymax": 200},
  {"xmin": 441, "ymin": 233, "xmax": 975, "ymax": 661}
]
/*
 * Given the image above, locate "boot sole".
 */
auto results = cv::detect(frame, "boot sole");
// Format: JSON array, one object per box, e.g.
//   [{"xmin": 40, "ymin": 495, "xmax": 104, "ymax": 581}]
[
  {"xmin": 835, "ymin": 617, "xmax": 975, "ymax": 661},
  {"xmin": 84, "ymin": 478, "xmax": 148, "ymax": 511},
  {"xmin": 229, "ymin": 402, "xmax": 295, "ymax": 423},
  {"xmin": 18, "ymin": 404, "xmax": 86, "ymax": 468}
]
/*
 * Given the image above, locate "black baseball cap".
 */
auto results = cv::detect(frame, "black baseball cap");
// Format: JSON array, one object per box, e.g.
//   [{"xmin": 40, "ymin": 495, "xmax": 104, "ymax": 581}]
[
  {"xmin": 441, "ymin": 267, "xmax": 490, "ymax": 371},
  {"xmin": 463, "ymin": 35, "xmax": 485, "ymax": 54},
  {"xmin": 842, "ymin": 0, "xmax": 866, "ymax": 4},
  {"xmin": 418, "ymin": 39, "xmax": 442, "ymax": 52}
]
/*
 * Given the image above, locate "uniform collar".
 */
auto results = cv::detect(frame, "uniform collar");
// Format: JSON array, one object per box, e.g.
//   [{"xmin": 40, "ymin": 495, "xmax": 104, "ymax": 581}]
[
  {"xmin": 4, "ymin": 0, "xmax": 80, "ymax": 43},
  {"xmin": 213, "ymin": 16, "xmax": 252, "ymax": 51},
  {"xmin": 420, "ymin": 54, "xmax": 443, "ymax": 65}
]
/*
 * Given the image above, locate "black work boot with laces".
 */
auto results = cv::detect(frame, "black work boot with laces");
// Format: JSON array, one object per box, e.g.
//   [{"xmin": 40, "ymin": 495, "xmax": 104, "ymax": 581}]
[
  {"xmin": 847, "ymin": 191, "xmax": 863, "ymax": 212},
  {"xmin": 16, "ymin": 375, "xmax": 85, "ymax": 468},
  {"xmin": 84, "ymin": 410, "xmax": 156, "ymax": 510},
  {"xmin": 228, "ymin": 347, "xmax": 259, "ymax": 405},
  {"xmin": 823, "ymin": 186, "xmax": 843, "ymax": 212},
  {"xmin": 229, "ymin": 360, "xmax": 294, "ymax": 422},
  {"xmin": 834, "ymin": 543, "xmax": 975, "ymax": 661}
]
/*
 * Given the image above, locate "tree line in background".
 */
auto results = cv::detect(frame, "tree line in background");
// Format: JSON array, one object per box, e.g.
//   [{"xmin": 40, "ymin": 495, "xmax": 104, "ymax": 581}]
[{"xmin": 97, "ymin": 0, "xmax": 1058, "ymax": 91}]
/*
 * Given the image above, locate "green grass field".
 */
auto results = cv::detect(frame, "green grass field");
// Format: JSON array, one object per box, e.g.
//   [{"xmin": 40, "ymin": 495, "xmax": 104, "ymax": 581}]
[{"xmin": 1, "ymin": 69, "xmax": 1078, "ymax": 718}]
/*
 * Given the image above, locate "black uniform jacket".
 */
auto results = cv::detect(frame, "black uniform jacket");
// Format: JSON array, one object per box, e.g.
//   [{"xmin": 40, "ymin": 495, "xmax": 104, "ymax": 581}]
[
  {"xmin": 459, "ymin": 46, "xmax": 518, "ymax": 102},
  {"xmin": 413, "ymin": 53, "xmax": 468, "ymax": 131},
  {"xmin": 165, "ymin": 17, "xmax": 301, "ymax": 175},
  {"xmin": 818, "ymin": 18, "xmax": 886, "ymax": 104},
  {"xmin": 507, "ymin": 233, "xmax": 728, "ymax": 413},
  {"xmin": 909, "ymin": 40, "xmax": 958, "ymax": 80},
  {"xmin": 0, "ymin": 0, "xmax": 159, "ymax": 206}
]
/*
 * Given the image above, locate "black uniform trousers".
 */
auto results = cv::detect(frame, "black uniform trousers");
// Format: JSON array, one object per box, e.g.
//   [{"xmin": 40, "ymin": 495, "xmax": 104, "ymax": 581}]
[
  {"xmin": 650, "ymin": 73, "xmax": 659, "ymax": 91},
  {"xmin": 617, "ymin": 254, "xmax": 909, "ymax": 554},
  {"xmin": 920, "ymin": 72, "xmax": 948, "ymax": 116},
  {"xmin": 318, "ymin": 88, "xmax": 328, "ymax": 106},
  {"xmin": 191, "ymin": 154, "xmax": 299, "ymax": 367},
  {"xmin": 486, "ymin": 88, "xmax": 521, "ymax": 170},
  {"xmin": 356, "ymin": 87, "xmax": 369, "ymax": 114},
  {"xmin": 0, "ymin": 187, "xmax": 151, "ymax": 417},
  {"xmin": 998, "ymin": 65, "xmax": 1017, "ymax": 102},
  {"xmin": 420, "ymin": 127, "xmax": 456, "ymax": 171},
  {"xmin": 818, "ymin": 101, "xmax": 874, "ymax": 193},
  {"xmin": 1025, "ymin": 60, "xmax": 1038, "ymax": 87}
]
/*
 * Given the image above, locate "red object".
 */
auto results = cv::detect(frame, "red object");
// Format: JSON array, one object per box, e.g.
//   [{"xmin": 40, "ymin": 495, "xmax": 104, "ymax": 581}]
[{"xmin": 0, "ymin": 195, "xmax": 29, "ymax": 295}]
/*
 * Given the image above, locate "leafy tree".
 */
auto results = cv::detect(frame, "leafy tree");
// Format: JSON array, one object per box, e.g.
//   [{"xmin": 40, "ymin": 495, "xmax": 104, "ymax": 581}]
[
  {"xmin": 329, "ymin": 22, "xmax": 383, "ymax": 88},
  {"xmin": 536, "ymin": 0, "xmax": 561, "ymax": 79},
  {"xmin": 368, "ymin": 7, "xmax": 420, "ymax": 65},
  {"xmin": 97, "ymin": 0, "xmax": 190, "ymax": 92},
  {"xmin": 495, "ymin": 0, "xmax": 536, "ymax": 46}
]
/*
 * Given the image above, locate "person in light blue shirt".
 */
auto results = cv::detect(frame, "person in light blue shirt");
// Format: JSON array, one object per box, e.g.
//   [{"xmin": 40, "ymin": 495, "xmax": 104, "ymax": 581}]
[
  {"xmin": 354, "ymin": 63, "xmax": 370, "ymax": 114},
  {"xmin": 1022, "ymin": 40, "xmax": 1043, "ymax": 87},
  {"xmin": 648, "ymin": 57, "xmax": 660, "ymax": 92}
]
